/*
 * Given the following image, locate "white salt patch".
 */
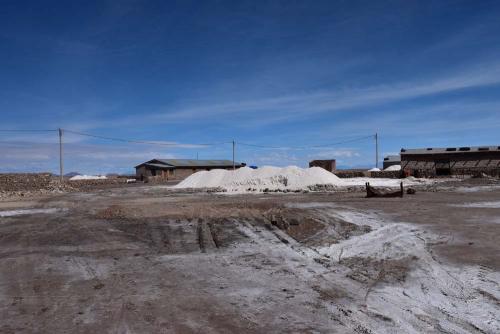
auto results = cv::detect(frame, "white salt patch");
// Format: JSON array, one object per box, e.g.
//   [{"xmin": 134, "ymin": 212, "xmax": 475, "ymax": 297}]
[
  {"xmin": 384, "ymin": 165, "xmax": 401, "ymax": 171},
  {"xmin": 368, "ymin": 167, "xmax": 381, "ymax": 172},
  {"xmin": 341, "ymin": 177, "xmax": 427, "ymax": 187},
  {"xmin": 315, "ymin": 208, "xmax": 500, "ymax": 333},
  {"xmin": 450, "ymin": 201, "xmax": 500, "ymax": 208},
  {"xmin": 453, "ymin": 185, "xmax": 500, "ymax": 193},
  {"xmin": 0, "ymin": 208, "xmax": 65, "ymax": 217},
  {"xmin": 69, "ymin": 175, "xmax": 107, "ymax": 181}
]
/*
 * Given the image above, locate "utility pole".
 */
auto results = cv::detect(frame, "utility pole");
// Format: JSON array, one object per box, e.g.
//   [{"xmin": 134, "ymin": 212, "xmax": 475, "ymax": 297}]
[
  {"xmin": 232, "ymin": 140, "xmax": 235, "ymax": 170},
  {"xmin": 375, "ymin": 132, "xmax": 379, "ymax": 169},
  {"xmin": 58, "ymin": 128, "xmax": 64, "ymax": 183}
]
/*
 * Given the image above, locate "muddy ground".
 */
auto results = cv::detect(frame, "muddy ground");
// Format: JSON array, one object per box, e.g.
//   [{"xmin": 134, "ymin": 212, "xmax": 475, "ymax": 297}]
[{"xmin": 0, "ymin": 179, "xmax": 499, "ymax": 333}]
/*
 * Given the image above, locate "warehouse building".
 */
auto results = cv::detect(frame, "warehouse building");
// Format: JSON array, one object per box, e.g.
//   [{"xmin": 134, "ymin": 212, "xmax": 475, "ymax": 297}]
[
  {"xmin": 401, "ymin": 146, "xmax": 500, "ymax": 177},
  {"xmin": 135, "ymin": 159, "xmax": 246, "ymax": 181},
  {"xmin": 383, "ymin": 155, "xmax": 401, "ymax": 169},
  {"xmin": 309, "ymin": 159, "xmax": 336, "ymax": 172}
]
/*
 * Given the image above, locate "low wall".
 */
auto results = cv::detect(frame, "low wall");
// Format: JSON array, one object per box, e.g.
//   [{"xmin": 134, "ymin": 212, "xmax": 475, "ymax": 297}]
[
  {"xmin": 370, "ymin": 171, "xmax": 402, "ymax": 179},
  {"xmin": 0, "ymin": 173, "xmax": 130, "ymax": 196},
  {"xmin": 335, "ymin": 170, "xmax": 367, "ymax": 178},
  {"xmin": 451, "ymin": 168, "xmax": 500, "ymax": 178},
  {"xmin": 146, "ymin": 175, "xmax": 170, "ymax": 184},
  {"xmin": 404, "ymin": 168, "xmax": 500, "ymax": 178},
  {"xmin": 67, "ymin": 178, "xmax": 128, "ymax": 189}
]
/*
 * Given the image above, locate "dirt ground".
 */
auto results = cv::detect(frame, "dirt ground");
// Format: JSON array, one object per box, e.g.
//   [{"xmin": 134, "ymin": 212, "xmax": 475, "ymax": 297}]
[{"xmin": 0, "ymin": 179, "xmax": 499, "ymax": 333}]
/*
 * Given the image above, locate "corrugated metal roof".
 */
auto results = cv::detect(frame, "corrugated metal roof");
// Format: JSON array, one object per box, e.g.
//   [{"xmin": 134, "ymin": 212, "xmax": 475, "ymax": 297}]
[
  {"xmin": 401, "ymin": 146, "xmax": 500, "ymax": 155},
  {"xmin": 157, "ymin": 159, "xmax": 243, "ymax": 167},
  {"xmin": 383, "ymin": 155, "xmax": 400, "ymax": 162},
  {"xmin": 144, "ymin": 163, "xmax": 174, "ymax": 169},
  {"xmin": 136, "ymin": 159, "xmax": 245, "ymax": 168}
]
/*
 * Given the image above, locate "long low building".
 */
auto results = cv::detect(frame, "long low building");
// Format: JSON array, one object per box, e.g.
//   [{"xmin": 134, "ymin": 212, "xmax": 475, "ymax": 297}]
[
  {"xmin": 135, "ymin": 159, "xmax": 246, "ymax": 181},
  {"xmin": 401, "ymin": 146, "xmax": 500, "ymax": 177}
]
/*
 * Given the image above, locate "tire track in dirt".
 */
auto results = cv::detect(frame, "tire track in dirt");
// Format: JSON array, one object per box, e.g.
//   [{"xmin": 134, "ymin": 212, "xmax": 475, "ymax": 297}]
[{"xmin": 197, "ymin": 218, "xmax": 217, "ymax": 253}]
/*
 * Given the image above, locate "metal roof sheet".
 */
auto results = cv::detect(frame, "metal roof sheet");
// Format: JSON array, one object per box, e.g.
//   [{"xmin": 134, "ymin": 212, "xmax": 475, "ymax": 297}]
[
  {"xmin": 136, "ymin": 159, "xmax": 245, "ymax": 168},
  {"xmin": 143, "ymin": 163, "xmax": 174, "ymax": 169},
  {"xmin": 383, "ymin": 155, "xmax": 400, "ymax": 162},
  {"xmin": 401, "ymin": 146, "xmax": 500, "ymax": 155},
  {"xmin": 157, "ymin": 159, "xmax": 243, "ymax": 167}
]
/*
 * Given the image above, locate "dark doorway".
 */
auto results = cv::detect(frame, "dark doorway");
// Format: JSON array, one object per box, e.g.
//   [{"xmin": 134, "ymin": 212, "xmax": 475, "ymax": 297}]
[{"xmin": 435, "ymin": 161, "xmax": 451, "ymax": 176}]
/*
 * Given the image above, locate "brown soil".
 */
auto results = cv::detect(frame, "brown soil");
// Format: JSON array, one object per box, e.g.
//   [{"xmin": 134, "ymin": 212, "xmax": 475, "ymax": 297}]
[{"xmin": 0, "ymin": 179, "xmax": 498, "ymax": 333}]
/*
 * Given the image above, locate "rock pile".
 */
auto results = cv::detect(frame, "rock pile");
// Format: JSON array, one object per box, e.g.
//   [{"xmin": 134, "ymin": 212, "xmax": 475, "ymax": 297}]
[
  {"xmin": 0, "ymin": 173, "xmax": 131, "ymax": 200},
  {"xmin": 0, "ymin": 173, "xmax": 53, "ymax": 192}
]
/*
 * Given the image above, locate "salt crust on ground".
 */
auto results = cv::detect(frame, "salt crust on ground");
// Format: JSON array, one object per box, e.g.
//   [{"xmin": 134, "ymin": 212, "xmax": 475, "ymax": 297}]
[
  {"xmin": 0, "ymin": 208, "xmax": 65, "ymax": 217},
  {"xmin": 286, "ymin": 203, "xmax": 500, "ymax": 333},
  {"xmin": 69, "ymin": 175, "xmax": 107, "ymax": 181}
]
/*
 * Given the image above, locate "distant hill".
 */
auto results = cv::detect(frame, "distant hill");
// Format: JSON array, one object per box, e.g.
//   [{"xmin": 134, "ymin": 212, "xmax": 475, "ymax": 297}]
[{"xmin": 64, "ymin": 172, "xmax": 81, "ymax": 177}]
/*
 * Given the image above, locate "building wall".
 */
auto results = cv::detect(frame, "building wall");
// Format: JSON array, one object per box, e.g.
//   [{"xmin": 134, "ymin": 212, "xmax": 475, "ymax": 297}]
[
  {"xmin": 401, "ymin": 151, "xmax": 500, "ymax": 177},
  {"xmin": 383, "ymin": 160, "xmax": 400, "ymax": 169},
  {"xmin": 171, "ymin": 167, "xmax": 240, "ymax": 180},
  {"xmin": 136, "ymin": 166, "xmax": 240, "ymax": 182},
  {"xmin": 135, "ymin": 166, "xmax": 156, "ymax": 181},
  {"xmin": 309, "ymin": 160, "xmax": 336, "ymax": 172}
]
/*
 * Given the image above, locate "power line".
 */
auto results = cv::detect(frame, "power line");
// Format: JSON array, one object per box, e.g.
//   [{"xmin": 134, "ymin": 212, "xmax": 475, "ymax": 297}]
[
  {"xmin": 0, "ymin": 128, "xmax": 376, "ymax": 152},
  {"xmin": 0, "ymin": 129, "xmax": 57, "ymax": 132},
  {"xmin": 237, "ymin": 135, "xmax": 374, "ymax": 150},
  {"xmin": 63, "ymin": 129, "xmax": 232, "ymax": 148}
]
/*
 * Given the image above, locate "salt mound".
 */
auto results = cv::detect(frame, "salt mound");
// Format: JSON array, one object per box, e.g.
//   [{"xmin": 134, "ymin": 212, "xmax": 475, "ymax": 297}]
[
  {"xmin": 174, "ymin": 166, "xmax": 344, "ymax": 192},
  {"xmin": 384, "ymin": 165, "xmax": 401, "ymax": 171},
  {"xmin": 69, "ymin": 175, "xmax": 107, "ymax": 181},
  {"xmin": 368, "ymin": 167, "xmax": 381, "ymax": 172}
]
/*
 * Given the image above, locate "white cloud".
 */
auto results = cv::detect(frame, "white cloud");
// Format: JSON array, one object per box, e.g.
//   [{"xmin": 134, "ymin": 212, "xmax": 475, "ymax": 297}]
[
  {"xmin": 132, "ymin": 62, "xmax": 500, "ymax": 127},
  {"xmin": 309, "ymin": 149, "xmax": 360, "ymax": 159}
]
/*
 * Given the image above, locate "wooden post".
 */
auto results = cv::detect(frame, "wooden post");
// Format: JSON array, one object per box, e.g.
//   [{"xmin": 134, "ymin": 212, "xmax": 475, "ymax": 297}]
[
  {"xmin": 58, "ymin": 128, "xmax": 63, "ymax": 183},
  {"xmin": 232, "ymin": 140, "xmax": 235, "ymax": 170},
  {"xmin": 375, "ymin": 133, "xmax": 379, "ymax": 169}
]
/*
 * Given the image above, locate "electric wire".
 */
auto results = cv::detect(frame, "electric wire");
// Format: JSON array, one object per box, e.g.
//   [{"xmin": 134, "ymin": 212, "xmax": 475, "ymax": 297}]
[
  {"xmin": 237, "ymin": 135, "xmax": 374, "ymax": 150},
  {"xmin": 62, "ymin": 129, "xmax": 232, "ymax": 147},
  {"xmin": 0, "ymin": 128, "xmax": 376, "ymax": 151}
]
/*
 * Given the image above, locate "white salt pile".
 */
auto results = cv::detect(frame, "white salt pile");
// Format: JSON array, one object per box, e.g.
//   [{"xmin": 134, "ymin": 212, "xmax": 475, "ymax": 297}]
[
  {"xmin": 368, "ymin": 167, "xmax": 381, "ymax": 172},
  {"xmin": 69, "ymin": 175, "xmax": 107, "ymax": 181},
  {"xmin": 174, "ymin": 166, "xmax": 437, "ymax": 193},
  {"xmin": 174, "ymin": 166, "xmax": 343, "ymax": 192},
  {"xmin": 384, "ymin": 165, "xmax": 401, "ymax": 171}
]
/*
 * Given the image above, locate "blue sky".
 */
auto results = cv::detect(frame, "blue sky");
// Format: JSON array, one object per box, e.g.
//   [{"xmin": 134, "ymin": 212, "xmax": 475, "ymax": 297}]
[{"xmin": 1, "ymin": 0, "xmax": 499, "ymax": 174}]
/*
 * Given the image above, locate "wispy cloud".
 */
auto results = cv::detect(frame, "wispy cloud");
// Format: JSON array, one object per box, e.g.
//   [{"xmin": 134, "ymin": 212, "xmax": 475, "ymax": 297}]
[
  {"xmin": 123, "ymin": 62, "xmax": 500, "ymax": 128},
  {"xmin": 310, "ymin": 149, "xmax": 360, "ymax": 159},
  {"xmin": 0, "ymin": 141, "xmax": 177, "ymax": 174}
]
